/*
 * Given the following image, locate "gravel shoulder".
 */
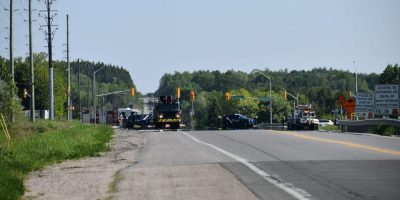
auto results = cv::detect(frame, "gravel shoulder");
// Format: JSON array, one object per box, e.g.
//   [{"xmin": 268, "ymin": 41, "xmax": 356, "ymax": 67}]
[
  {"xmin": 22, "ymin": 129, "xmax": 260, "ymax": 200},
  {"xmin": 22, "ymin": 128, "xmax": 144, "ymax": 200}
]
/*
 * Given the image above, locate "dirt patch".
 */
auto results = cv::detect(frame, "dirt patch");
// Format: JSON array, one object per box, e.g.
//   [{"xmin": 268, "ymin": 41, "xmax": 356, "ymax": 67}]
[{"xmin": 22, "ymin": 128, "xmax": 144, "ymax": 200}]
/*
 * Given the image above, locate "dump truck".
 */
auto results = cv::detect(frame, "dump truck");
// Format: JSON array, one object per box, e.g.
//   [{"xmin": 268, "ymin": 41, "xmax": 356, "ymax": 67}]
[
  {"xmin": 154, "ymin": 96, "xmax": 182, "ymax": 129},
  {"xmin": 287, "ymin": 104, "xmax": 319, "ymax": 130}
]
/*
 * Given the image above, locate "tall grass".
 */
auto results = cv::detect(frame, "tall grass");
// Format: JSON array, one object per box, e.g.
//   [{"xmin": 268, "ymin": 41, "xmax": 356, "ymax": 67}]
[
  {"xmin": 319, "ymin": 125, "xmax": 339, "ymax": 132},
  {"xmin": 0, "ymin": 120, "xmax": 113, "ymax": 200}
]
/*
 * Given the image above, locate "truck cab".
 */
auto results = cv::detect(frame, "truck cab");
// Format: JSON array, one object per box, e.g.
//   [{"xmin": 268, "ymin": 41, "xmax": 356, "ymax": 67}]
[
  {"xmin": 154, "ymin": 96, "xmax": 182, "ymax": 129},
  {"xmin": 288, "ymin": 105, "xmax": 319, "ymax": 130}
]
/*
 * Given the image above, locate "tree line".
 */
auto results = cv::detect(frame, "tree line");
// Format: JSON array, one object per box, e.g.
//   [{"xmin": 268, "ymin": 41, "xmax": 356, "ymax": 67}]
[
  {"xmin": 0, "ymin": 53, "xmax": 138, "ymax": 122},
  {"xmin": 155, "ymin": 64, "xmax": 398, "ymax": 129}
]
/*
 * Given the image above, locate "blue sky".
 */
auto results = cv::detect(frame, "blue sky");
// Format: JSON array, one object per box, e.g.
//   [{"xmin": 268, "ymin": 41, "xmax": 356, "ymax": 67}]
[{"xmin": 1, "ymin": 0, "xmax": 399, "ymax": 94}]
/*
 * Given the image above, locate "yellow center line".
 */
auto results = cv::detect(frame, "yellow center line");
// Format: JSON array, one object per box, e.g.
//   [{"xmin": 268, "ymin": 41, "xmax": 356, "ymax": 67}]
[{"xmin": 271, "ymin": 131, "xmax": 400, "ymax": 156}]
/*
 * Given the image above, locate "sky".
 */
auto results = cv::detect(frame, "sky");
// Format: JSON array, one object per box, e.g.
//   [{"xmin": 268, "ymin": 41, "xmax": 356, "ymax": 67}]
[{"xmin": 0, "ymin": 0, "xmax": 399, "ymax": 94}]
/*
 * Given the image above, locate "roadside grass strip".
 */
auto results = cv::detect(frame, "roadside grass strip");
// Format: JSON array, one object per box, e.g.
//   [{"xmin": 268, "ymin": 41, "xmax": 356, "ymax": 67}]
[
  {"xmin": 0, "ymin": 121, "xmax": 113, "ymax": 200},
  {"xmin": 278, "ymin": 131, "xmax": 400, "ymax": 156}
]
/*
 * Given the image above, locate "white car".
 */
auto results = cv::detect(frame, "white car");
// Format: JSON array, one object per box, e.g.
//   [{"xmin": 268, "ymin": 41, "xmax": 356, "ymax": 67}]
[{"xmin": 319, "ymin": 119, "xmax": 334, "ymax": 126}]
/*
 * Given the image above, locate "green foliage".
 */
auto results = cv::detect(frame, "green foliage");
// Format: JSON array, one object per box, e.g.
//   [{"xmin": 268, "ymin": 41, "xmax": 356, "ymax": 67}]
[
  {"xmin": 0, "ymin": 57, "xmax": 23, "ymax": 125},
  {"xmin": 155, "ymin": 67, "xmax": 388, "ymax": 129},
  {"xmin": 232, "ymin": 89, "xmax": 258, "ymax": 117},
  {"xmin": 14, "ymin": 53, "xmax": 68, "ymax": 118},
  {"xmin": 319, "ymin": 125, "xmax": 339, "ymax": 132},
  {"xmin": 0, "ymin": 120, "xmax": 113, "ymax": 200},
  {"xmin": 372, "ymin": 124, "xmax": 397, "ymax": 136},
  {"xmin": 69, "ymin": 60, "xmax": 139, "ymax": 117},
  {"xmin": 4, "ymin": 54, "xmax": 137, "ymax": 120},
  {"xmin": 205, "ymin": 91, "xmax": 224, "ymax": 128},
  {"xmin": 379, "ymin": 64, "xmax": 400, "ymax": 84}
]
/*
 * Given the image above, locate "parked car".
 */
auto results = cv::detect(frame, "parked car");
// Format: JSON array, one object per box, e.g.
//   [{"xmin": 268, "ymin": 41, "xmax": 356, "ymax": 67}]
[
  {"xmin": 319, "ymin": 119, "xmax": 334, "ymax": 126},
  {"xmin": 134, "ymin": 114, "xmax": 144, "ymax": 124},
  {"xmin": 223, "ymin": 114, "xmax": 255, "ymax": 129},
  {"xmin": 137, "ymin": 114, "xmax": 154, "ymax": 129}
]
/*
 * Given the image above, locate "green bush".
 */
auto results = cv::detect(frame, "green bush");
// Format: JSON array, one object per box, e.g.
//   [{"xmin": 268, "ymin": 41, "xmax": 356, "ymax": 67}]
[
  {"xmin": 0, "ymin": 121, "xmax": 113, "ymax": 200},
  {"xmin": 372, "ymin": 124, "xmax": 397, "ymax": 136}
]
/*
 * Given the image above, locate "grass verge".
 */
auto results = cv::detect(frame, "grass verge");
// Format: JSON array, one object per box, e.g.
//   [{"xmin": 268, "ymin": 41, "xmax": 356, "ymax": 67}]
[
  {"xmin": 319, "ymin": 125, "xmax": 339, "ymax": 132},
  {"xmin": 0, "ymin": 120, "xmax": 113, "ymax": 200}
]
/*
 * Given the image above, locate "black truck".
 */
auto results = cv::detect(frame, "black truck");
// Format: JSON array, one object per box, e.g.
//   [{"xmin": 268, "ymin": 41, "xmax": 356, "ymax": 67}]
[{"xmin": 154, "ymin": 96, "xmax": 182, "ymax": 129}]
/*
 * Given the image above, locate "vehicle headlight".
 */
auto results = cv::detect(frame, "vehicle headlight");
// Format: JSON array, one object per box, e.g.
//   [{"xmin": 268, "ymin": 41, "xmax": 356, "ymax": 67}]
[
  {"xmin": 175, "ymin": 114, "xmax": 180, "ymax": 118},
  {"xmin": 159, "ymin": 114, "xmax": 163, "ymax": 119}
]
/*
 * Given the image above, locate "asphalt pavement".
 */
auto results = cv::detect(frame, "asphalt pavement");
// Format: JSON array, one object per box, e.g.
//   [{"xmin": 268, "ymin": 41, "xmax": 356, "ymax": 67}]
[{"xmin": 120, "ymin": 129, "xmax": 400, "ymax": 200}]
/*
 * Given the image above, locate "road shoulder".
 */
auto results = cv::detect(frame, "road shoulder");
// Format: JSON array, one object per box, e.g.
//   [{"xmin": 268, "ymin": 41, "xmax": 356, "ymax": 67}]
[{"xmin": 22, "ymin": 129, "xmax": 144, "ymax": 200}]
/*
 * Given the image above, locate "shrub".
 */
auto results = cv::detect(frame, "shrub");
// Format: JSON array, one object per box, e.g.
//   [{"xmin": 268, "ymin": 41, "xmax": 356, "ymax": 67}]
[
  {"xmin": 372, "ymin": 124, "xmax": 396, "ymax": 136},
  {"xmin": 0, "ymin": 121, "xmax": 113, "ymax": 200}
]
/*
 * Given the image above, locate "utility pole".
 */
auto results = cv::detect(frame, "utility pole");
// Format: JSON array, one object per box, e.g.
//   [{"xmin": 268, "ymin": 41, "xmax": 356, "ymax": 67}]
[
  {"xmin": 78, "ymin": 59, "xmax": 81, "ymax": 121},
  {"xmin": 354, "ymin": 60, "xmax": 358, "ymax": 96},
  {"xmin": 354, "ymin": 60, "xmax": 358, "ymax": 120},
  {"xmin": 66, "ymin": 15, "xmax": 71, "ymax": 121},
  {"xmin": 9, "ymin": 0, "xmax": 14, "ymax": 83},
  {"xmin": 87, "ymin": 63, "xmax": 90, "ymax": 108},
  {"xmin": 39, "ymin": 0, "xmax": 57, "ymax": 120},
  {"xmin": 29, "ymin": 0, "xmax": 35, "ymax": 122},
  {"xmin": 92, "ymin": 67, "xmax": 95, "ymax": 123}
]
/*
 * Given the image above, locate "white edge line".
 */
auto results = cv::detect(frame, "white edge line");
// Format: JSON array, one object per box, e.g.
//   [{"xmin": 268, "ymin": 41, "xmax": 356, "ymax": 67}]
[{"xmin": 182, "ymin": 131, "xmax": 310, "ymax": 200}]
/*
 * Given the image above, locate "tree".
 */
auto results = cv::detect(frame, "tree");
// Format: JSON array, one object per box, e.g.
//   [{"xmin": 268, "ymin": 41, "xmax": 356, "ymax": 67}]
[
  {"xmin": 0, "ymin": 57, "xmax": 22, "ymax": 124},
  {"xmin": 231, "ymin": 88, "xmax": 258, "ymax": 118},
  {"xmin": 206, "ymin": 91, "xmax": 224, "ymax": 128},
  {"xmin": 380, "ymin": 64, "xmax": 400, "ymax": 84}
]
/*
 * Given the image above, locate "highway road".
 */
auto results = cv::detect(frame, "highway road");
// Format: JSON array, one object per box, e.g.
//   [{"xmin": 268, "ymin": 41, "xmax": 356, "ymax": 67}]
[{"xmin": 116, "ymin": 129, "xmax": 400, "ymax": 200}]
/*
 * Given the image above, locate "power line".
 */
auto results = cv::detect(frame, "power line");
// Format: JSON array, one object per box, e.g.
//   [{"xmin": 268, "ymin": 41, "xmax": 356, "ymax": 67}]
[
  {"xmin": 16, "ymin": 9, "xmax": 29, "ymax": 29},
  {"xmin": 39, "ymin": 0, "xmax": 58, "ymax": 120},
  {"xmin": 0, "ymin": 1, "xmax": 10, "ymax": 10}
]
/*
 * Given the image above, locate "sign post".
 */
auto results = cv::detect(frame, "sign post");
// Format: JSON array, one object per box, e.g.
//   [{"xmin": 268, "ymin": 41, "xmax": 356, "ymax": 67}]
[{"xmin": 337, "ymin": 95, "xmax": 344, "ymax": 120}]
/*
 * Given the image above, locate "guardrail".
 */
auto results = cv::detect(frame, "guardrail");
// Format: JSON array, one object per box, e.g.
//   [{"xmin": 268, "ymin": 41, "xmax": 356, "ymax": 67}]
[
  {"xmin": 254, "ymin": 123, "xmax": 284, "ymax": 130},
  {"xmin": 337, "ymin": 119, "xmax": 400, "ymax": 127}
]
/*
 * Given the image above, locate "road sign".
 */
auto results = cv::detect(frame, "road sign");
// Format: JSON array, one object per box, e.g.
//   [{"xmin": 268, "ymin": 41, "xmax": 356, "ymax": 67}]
[
  {"xmin": 258, "ymin": 97, "xmax": 271, "ymax": 102},
  {"xmin": 375, "ymin": 84, "xmax": 399, "ymax": 115},
  {"xmin": 231, "ymin": 95, "xmax": 245, "ymax": 100},
  {"xmin": 355, "ymin": 93, "xmax": 374, "ymax": 113},
  {"xmin": 344, "ymin": 97, "xmax": 356, "ymax": 118}
]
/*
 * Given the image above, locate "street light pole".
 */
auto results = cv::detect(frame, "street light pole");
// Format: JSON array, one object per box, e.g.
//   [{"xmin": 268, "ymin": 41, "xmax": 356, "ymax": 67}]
[
  {"xmin": 254, "ymin": 70, "xmax": 272, "ymax": 129},
  {"xmin": 93, "ymin": 66, "xmax": 106, "ymax": 124}
]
